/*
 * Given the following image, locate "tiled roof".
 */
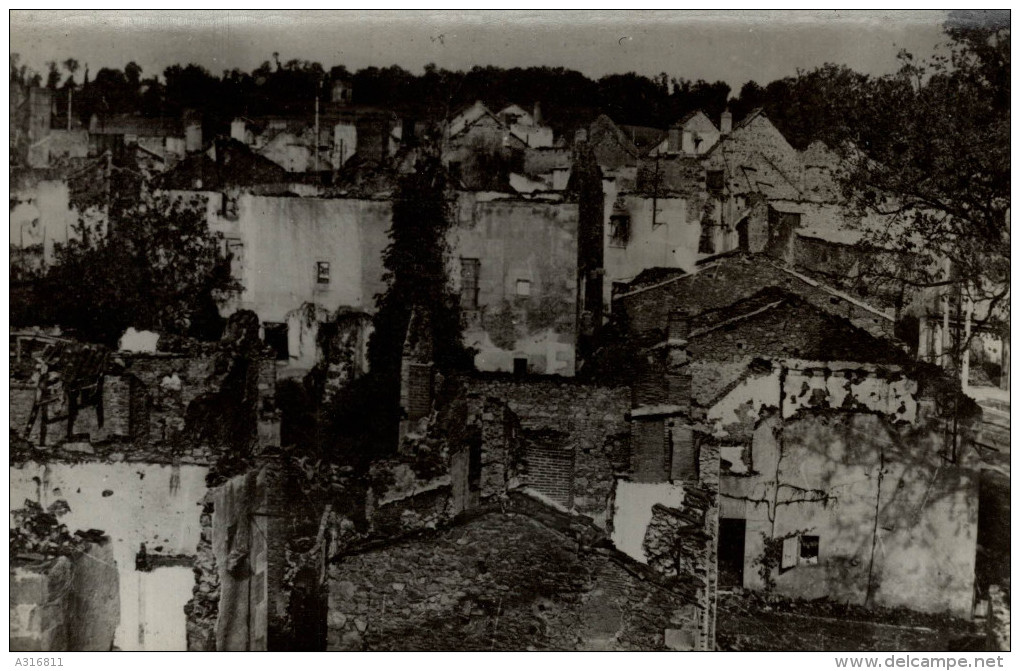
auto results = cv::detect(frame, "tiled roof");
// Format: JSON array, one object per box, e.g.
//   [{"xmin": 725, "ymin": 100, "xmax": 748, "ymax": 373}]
[{"xmin": 158, "ymin": 138, "xmax": 289, "ymax": 190}]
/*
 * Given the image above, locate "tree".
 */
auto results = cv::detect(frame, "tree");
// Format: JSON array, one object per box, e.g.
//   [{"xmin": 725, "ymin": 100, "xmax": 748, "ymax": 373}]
[
  {"xmin": 839, "ymin": 11, "xmax": 1009, "ymax": 364},
  {"xmin": 45, "ymin": 61, "xmax": 60, "ymax": 89},
  {"xmin": 320, "ymin": 141, "xmax": 468, "ymax": 462},
  {"xmin": 369, "ymin": 144, "xmax": 468, "ymax": 379},
  {"xmin": 62, "ymin": 58, "xmax": 80, "ymax": 86},
  {"xmin": 32, "ymin": 192, "xmax": 238, "ymax": 345}
]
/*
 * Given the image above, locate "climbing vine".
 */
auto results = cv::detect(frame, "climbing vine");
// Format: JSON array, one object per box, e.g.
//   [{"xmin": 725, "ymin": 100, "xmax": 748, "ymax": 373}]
[
  {"xmin": 319, "ymin": 143, "xmax": 469, "ymax": 462},
  {"xmin": 753, "ymin": 528, "xmax": 810, "ymax": 591},
  {"xmin": 10, "ymin": 499, "xmax": 104, "ymax": 558}
]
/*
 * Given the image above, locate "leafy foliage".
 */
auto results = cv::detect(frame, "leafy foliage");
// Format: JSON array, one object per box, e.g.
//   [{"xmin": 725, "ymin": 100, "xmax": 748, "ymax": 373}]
[
  {"xmin": 835, "ymin": 12, "xmax": 1010, "ymax": 349},
  {"xmin": 754, "ymin": 529, "xmax": 809, "ymax": 591},
  {"xmin": 370, "ymin": 145, "xmax": 470, "ymax": 379},
  {"xmin": 316, "ymin": 144, "xmax": 469, "ymax": 463},
  {"xmin": 10, "ymin": 499, "xmax": 105, "ymax": 558},
  {"xmin": 13, "ymin": 50, "xmax": 742, "ymax": 137},
  {"xmin": 24, "ymin": 192, "xmax": 238, "ymax": 345}
]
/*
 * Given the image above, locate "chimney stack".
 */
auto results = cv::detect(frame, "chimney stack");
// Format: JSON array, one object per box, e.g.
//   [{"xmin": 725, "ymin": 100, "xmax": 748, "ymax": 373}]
[
  {"xmin": 230, "ymin": 118, "xmax": 248, "ymax": 144},
  {"xmin": 533, "ymin": 101, "xmax": 542, "ymax": 126},
  {"xmin": 720, "ymin": 110, "xmax": 733, "ymax": 135},
  {"xmin": 628, "ymin": 309, "xmax": 695, "ymax": 483},
  {"xmin": 667, "ymin": 310, "xmax": 690, "ymax": 343},
  {"xmin": 184, "ymin": 111, "xmax": 203, "ymax": 153},
  {"xmin": 28, "ymin": 87, "xmax": 53, "ymax": 143},
  {"xmin": 668, "ymin": 127, "xmax": 681, "ymax": 153}
]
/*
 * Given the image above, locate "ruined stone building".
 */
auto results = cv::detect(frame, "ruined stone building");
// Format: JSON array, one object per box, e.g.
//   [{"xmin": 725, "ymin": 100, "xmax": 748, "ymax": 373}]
[
  {"xmin": 88, "ymin": 113, "xmax": 195, "ymax": 164},
  {"xmin": 228, "ymin": 105, "xmax": 404, "ymax": 175},
  {"xmin": 442, "ymin": 100, "xmax": 534, "ymax": 191},
  {"xmin": 10, "ymin": 315, "xmax": 279, "ymax": 651},
  {"xmin": 9, "ymin": 76, "xmax": 1000, "ymax": 653},
  {"xmin": 607, "ymin": 249, "xmax": 984, "ymax": 617},
  {"xmin": 152, "ymin": 182, "xmax": 584, "ymax": 377},
  {"xmin": 186, "ymin": 325, "xmax": 721, "ymax": 650}
]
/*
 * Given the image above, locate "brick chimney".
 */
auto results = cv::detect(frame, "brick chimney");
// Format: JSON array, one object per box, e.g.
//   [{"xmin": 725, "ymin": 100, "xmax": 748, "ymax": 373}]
[
  {"xmin": 720, "ymin": 111, "xmax": 733, "ymax": 135},
  {"xmin": 533, "ymin": 101, "xmax": 542, "ymax": 126},
  {"xmin": 668, "ymin": 310, "xmax": 690, "ymax": 343},
  {"xmin": 398, "ymin": 307, "xmax": 435, "ymax": 442},
  {"xmin": 629, "ymin": 309, "xmax": 693, "ymax": 482}
]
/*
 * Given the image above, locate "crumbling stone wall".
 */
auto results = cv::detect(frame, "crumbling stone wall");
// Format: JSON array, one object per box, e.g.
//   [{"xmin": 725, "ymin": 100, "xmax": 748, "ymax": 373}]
[
  {"xmin": 636, "ymin": 155, "xmax": 705, "ymax": 199},
  {"xmin": 10, "ymin": 338, "xmax": 276, "ymax": 467},
  {"xmin": 186, "ymin": 459, "xmax": 325, "ymax": 651},
  {"xmin": 369, "ymin": 465, "xmax": 456, "ymax": 538},
  {"xmin": 642, "ymin": 489, "xmax": 715, "ymax": 651},
  {"xmin": 110, "ymin": 352, "xmax": 221, "ymax": 460},
  {"xmin": 462, "ymin": 375, "xmax": 630, "ymax": 527},
  {"xmin": 701, "ymin": 113, "xmax": 803, "ymax": 197},
  {"xmin": 462, "ymin": 395, "xmax": 520, "ymax": 502},
  {"xmin": 10, "ymin": 540, "xmax": 120, "ymax": 651},
  {"xmin": 184, "ymin": 501, "xmax": 218, "ymax": 651},
  {"xmin": 523, "ymin": 147, "xmax": 572, "ymax": 177},
  {"xmin": 986, "ymin": 585, "xmax": 1010, "ymax": 651},
  {"xmin": 327, "ymin": 495, "xmax": 692, "ymax": 651},
  {"xmin": 9, "ymin": 347, "xmax": 220, "ymax": 458}
]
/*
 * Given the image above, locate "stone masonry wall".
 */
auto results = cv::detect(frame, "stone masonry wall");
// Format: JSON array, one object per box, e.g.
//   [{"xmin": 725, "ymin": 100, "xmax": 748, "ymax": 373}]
[
  {"xmin": 328, "ymin": 499, "xmax": 691, "ymax": 651},
  {"xmin": 186, "ymin": 460, "xmax": 323, "ymax": 651},
  {"xmin": 11, "ymin": 347, "xmax": 277, "ymax": 467},
  {"xmin": 184, "ymin": 500, "xmax": 218, "ymax": 651},
  {"xmin": 462, "ymin": 376, "xmax": 631, "ymax": 528}
]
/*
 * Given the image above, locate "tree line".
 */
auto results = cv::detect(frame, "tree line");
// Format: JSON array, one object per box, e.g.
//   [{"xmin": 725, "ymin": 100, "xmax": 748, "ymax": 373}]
[
  {"xmin": 10, "ymin": 11, "xmax": 1009, "ymax": 346},
  {"xmin": 7, "ymin": 50, "xmax": 918, "ymax": 149}
]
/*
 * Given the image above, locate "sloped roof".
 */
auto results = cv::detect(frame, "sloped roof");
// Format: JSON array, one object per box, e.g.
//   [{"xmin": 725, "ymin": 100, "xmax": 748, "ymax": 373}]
[
  {"xmin": 799, "ymin": 140, "xmax": 843, "ymax": 202},
  {"xmin": 671, "ymin": 110, "xmax": 719, "ymax": 133},
  {"xmin": 619, "ymin": 124, "xmax": 669, "ymax": 154},
  {"xmin": 699, "ymin": 109, "xmax": 804, "ymax": 200},
  {"xmin": 686, "ymin": 286, "xmax": 911, "ymax": 365},
  {"xmin": 498, "ymin": 103, "xmax": 532, "ymax": 121},
  {"xmin": 628, "ymin": 266, "xmax": 687, "ymax": 290},
  {"xmin": 587, "ymin": 114, "xmax": 640, "ymax": 157},
  {"xmin": 158, "ymin": 138, "xmax": 290, "ymax": 190},
  {"xmin": 616, "ymin": 251, "xmax": 895, "ymax": 341},
  {"xmin": 334, "ymin": 488, "xmax": 701, "ymax": 605},
  {"xmin": 448, "ymin": 100, "xmax": 503, "ymax": 138},
  {"xmin": 701, "ymin": 108, "xmax": 767, "ymax": 160},
  {"xmin": 801, "ymin": 140, "xmax": 839, "ymax": 168}
]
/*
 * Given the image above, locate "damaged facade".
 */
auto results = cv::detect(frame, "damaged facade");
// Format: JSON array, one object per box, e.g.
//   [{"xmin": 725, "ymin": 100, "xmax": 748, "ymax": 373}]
[
  {"xmin": 611, "ymin": 256, "xmax": 983, "ymax": 618},
  {"xmin": 181, "ymin": 345, "xmax": 722, "ymax": 651},
  {"xmin": 9, "ymin": 315, "xmax": 279, "ymax": 651},
  {"xmin": 10, "ymin": 60, "xmax": 997, "ymax": 653}
]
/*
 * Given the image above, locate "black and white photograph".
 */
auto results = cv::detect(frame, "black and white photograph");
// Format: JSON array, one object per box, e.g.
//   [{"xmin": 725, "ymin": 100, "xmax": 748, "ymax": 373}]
[{"xmin": 7, "ymin": 9, "xmax": 1010, "ymax": 658}]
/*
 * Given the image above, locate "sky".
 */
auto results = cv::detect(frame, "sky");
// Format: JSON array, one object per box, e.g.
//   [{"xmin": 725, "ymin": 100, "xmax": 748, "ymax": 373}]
[{"xmin": 11, "ymin": 10, "xmax": 952, "ymax": 91}]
